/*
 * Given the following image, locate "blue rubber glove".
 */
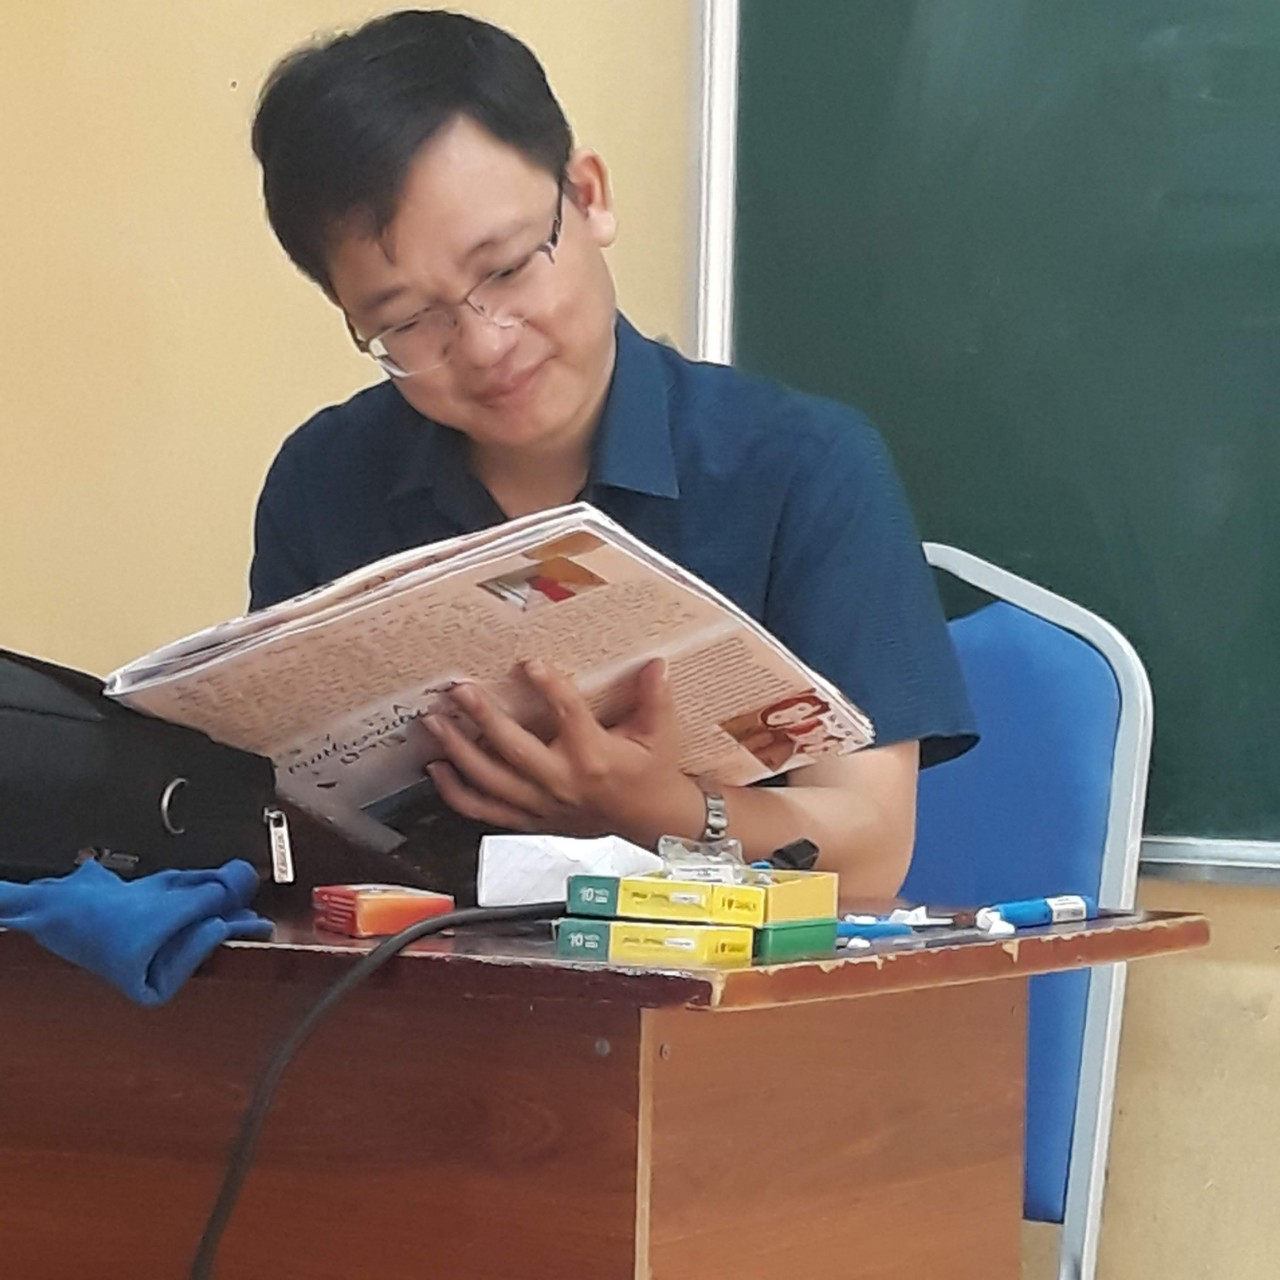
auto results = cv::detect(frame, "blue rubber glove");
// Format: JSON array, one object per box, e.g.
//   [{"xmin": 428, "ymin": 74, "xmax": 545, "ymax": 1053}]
[{"xmin": 0, "ymin": 859, "xmax": 274, "ymax": 1005}]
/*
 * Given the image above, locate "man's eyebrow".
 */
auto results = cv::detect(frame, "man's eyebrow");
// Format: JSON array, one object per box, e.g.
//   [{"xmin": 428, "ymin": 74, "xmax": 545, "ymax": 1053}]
[
  {"xmin": 458, "ymin": 213, "xmax": 540, "ymax": 263},
  {"xmin": 357, "ymin": 284, "xmax": 410, "ymax": 319}
]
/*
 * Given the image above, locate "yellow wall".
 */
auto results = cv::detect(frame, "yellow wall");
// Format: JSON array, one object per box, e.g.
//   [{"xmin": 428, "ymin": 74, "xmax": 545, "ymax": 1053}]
[
  {"xmin": 1099, "ymin": 877, "xmax": 1280, "ymax": 1280},
  {"xmin": 1023, "ymin": 878, "xmax": 1280, "ymax": 1280},
  {"xmin": 0, "ymin": 1, "xmax": 697, "ymax": 675}
]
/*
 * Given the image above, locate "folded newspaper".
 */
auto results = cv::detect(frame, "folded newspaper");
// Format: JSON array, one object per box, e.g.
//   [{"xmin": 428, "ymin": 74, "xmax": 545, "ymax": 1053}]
[{"xmin": 105, "ymin": 503, "xmax": 874, "ymax": 839}]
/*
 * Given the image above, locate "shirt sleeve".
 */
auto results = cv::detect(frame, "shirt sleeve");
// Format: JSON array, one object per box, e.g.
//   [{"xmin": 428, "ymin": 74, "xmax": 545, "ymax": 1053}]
[
  {"xmin": 764, "ymin": 410, "xmax": 977, "ymax": 768},
  {"xmin": 248, "ymin": 447, "xmax": 318, "ymax": 611}
]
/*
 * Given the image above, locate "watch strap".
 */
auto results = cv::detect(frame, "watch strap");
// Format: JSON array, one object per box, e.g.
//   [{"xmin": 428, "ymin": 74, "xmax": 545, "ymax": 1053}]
[{"xmin": 700, "ymin": 790, "xmax": 729, "ymax": 842}]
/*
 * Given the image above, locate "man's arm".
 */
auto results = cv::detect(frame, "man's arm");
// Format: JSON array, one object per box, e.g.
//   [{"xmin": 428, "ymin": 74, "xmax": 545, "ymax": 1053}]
[
  {"xmin": 594, "ymin": 735, "xmax": 920, "ymax": 898},
  {"xmin": 712, "ymin": 742, "xmax": 919, "ymax": 897}
]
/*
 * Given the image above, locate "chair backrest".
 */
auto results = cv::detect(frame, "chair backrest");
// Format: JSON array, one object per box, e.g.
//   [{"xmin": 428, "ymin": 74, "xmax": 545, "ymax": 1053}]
[{"xmin": 905, "ymin": 543, "xmax": 1152, "ymax": 1280}]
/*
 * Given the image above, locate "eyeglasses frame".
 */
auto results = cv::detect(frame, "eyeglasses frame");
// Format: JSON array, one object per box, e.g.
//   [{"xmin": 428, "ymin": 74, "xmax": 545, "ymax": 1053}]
[{"xmin": 345, "ymin": 188, "xmax": 566, "ymax": 379}]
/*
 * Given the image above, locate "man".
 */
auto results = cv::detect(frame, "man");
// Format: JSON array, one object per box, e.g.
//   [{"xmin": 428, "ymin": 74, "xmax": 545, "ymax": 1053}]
[{"xmin": 248, "ymin": 10, "xmax": 975, "ymax": 897}]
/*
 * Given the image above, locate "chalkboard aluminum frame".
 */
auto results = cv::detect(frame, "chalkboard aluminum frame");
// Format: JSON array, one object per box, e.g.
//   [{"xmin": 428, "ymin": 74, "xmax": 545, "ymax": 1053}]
[{"xmin": 694, "ymin": 0, "xmax": 738, "ymax": 365}]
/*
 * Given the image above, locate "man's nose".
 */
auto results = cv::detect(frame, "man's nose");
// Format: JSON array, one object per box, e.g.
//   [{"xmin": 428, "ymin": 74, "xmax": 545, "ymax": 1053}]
[{"xmin": 452, "ymin": 305, "xmax": 521, "ymax": 367}]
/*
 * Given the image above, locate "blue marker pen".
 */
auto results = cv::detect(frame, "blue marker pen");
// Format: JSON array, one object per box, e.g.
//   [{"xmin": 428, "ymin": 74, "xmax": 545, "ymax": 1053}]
[
  {"xmin": 975, "ymin": 894, "xmax": 1098, "ymax": 932},
  {"xmin": 836, "ymin": 919, "xmax": 914, "ymax": 940}
]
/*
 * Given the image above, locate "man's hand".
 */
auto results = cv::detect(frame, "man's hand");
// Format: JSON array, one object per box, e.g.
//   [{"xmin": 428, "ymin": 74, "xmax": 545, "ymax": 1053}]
[
  {"xmin": 424, "ymin": 658, "xmax": 704, "ymax": 844},
  {"xmin": 425, "ymin": 658, "xmax": 920, "ymax": 896}
]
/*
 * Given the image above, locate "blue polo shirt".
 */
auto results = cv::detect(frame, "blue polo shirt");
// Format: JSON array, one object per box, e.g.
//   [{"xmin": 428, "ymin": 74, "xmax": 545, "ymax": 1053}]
[{"xmin": 251, "ymin": 314, "xmax": 976, "ymax": 766}]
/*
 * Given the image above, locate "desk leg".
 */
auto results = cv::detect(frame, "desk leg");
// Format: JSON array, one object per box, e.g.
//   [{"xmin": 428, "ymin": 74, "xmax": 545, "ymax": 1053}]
[{"xmin": 639, "ymin": 978, "xmax": 1027, "ymax": 1280}]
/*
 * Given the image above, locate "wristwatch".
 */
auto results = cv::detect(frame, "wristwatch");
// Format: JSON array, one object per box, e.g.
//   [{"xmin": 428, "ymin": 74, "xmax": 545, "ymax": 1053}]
[{"xmin": 700, "ymin": 790, "xmax": 729, "ymax": 842}]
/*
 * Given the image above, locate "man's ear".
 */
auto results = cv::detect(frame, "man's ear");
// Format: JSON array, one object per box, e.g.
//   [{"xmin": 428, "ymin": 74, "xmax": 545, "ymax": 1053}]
[{"xmin": 563, "ymin": 147, "xmax": 617, "ymax": 248}]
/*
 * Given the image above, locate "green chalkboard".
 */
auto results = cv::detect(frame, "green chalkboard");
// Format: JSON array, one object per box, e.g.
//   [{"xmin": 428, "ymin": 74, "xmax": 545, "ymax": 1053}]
[{"xmin": 735, "ymin": 0, "xmax": 1280, "ymax": 840}]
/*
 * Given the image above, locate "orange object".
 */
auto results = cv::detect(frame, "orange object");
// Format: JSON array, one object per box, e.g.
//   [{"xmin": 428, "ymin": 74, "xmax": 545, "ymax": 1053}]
[{"xmin": 311, "ymin": 883, "xmax": 455, "ymax": 938}]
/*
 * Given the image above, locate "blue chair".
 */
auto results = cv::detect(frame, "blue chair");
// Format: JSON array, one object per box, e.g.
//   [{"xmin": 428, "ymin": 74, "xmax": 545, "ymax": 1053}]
[{"xmin": 905, "ymin": 543, "xmax": 1152, "ymax": 1280}]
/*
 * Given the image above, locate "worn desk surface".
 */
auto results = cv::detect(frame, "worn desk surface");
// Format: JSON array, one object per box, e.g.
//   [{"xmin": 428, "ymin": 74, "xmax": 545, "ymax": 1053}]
[
  {"xmin": 0, "ymin": 905, "xmax": 1209, "ymax": 1007},
  {"xmin": 204, "ymin": 906, "xmax": 1209, "ymax": 1007}
]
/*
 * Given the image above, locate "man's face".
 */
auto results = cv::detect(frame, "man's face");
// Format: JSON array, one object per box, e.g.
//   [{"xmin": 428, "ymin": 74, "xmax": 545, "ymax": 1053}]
[{"xmin": 327, "ymin": 116, "xmax": 619, "ymax": 458}]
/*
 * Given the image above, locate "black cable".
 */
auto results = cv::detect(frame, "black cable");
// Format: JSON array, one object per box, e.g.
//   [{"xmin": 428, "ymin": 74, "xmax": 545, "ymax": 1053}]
[{"xmin": 188, "ymin": 899, "xmax": 565, "ymax": 1280}]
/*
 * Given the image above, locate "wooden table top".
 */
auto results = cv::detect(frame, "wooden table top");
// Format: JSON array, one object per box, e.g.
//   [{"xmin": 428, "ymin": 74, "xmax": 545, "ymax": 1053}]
[
  {"xmin": 0, "ymin": 906, "xmax": 1208, "ymax": 1011},
  {"xmin": 124, "ymin": 908, "xmax": 1225, "ymax": 1009}
]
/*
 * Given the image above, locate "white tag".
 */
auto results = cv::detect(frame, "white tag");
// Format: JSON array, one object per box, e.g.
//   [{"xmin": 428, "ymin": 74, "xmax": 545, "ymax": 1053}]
[
  {"xmin": 889, "ymin": 905, "xmax": 955, "ymax": 927},
  {"xmin": 1046, "ymin": 894, "xmax": 1088, "ymax": 923},
  {"xmin": 265, "ymin": 807, "xmax": 295, "ymax": 884}
]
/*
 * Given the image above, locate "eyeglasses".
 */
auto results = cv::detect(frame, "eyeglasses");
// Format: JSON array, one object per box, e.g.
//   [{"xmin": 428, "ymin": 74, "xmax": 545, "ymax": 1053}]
[{"xmin": 349, "ymin": 191, "xmax": 564, "ymax": 379}]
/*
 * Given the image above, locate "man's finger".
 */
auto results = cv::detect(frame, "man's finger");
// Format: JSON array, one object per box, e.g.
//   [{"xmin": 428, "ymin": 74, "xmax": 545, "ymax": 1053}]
[
  {"xmin": 427, "ymin": 713, "xmax": 552, "ymax": 815},
  {"xmin": 620, "ymin": 657, "xmax": 677, "ymax": 741},
  {"xmin": 442, "ymin": 685, "xmax": 565, "ymax": 791},
  {"xmin": 521, "ymin": 659, "xmax": 604, "ymax": 758},
  {"xmin": 426, "ymin": 762, "xmax": 541, "ymax": 832}
]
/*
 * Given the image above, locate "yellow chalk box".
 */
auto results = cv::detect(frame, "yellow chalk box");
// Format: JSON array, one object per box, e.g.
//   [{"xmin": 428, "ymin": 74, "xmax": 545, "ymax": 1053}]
[
  {"xmin": 556, "ymin": 918, "xmax": 754, "ymax": 966},
  {"xmin": 566, "ymin": 869, "xmax": 838, "ymax": 928}
]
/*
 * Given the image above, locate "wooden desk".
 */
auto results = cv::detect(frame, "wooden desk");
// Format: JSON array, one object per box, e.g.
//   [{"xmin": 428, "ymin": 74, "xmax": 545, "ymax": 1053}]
[{"xmin": 0, "ymin": 911, "xmax": 1206, "ymax": 1279}]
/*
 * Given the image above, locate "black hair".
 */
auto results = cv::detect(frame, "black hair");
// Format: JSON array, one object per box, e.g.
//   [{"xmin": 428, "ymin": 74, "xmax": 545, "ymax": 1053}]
[{"xmin": 251, "ymin": 9, "xmax": 573, "ymax": 293}]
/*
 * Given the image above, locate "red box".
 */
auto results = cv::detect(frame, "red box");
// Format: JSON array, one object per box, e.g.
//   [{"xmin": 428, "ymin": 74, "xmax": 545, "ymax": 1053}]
[{"xmin": 312, "ymin": 883, "xmax": 455, "ymax": 938}]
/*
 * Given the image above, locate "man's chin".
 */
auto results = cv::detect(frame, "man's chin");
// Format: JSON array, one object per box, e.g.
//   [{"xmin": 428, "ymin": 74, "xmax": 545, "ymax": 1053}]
[{"xmin": 472, "ymin": 389, "xmax": 592, "ymax": 454}]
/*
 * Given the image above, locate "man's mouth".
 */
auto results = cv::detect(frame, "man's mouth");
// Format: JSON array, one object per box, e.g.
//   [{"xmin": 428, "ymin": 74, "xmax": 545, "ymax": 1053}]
[{"xmin": 477, "ymin": 360, "xmax": 547, "ymax": 405}]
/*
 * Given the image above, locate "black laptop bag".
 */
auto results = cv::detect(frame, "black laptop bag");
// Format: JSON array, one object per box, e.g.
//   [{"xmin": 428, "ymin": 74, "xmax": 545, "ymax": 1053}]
[{"xmin": 0, "ymin": 648, "xmax": 282, "ymax": 883}]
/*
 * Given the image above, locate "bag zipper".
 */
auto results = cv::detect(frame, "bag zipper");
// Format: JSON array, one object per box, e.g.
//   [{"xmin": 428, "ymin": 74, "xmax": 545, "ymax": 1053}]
[{"xmin": 264, "ymin": 807, "xmax": 295, "ymax": 883}]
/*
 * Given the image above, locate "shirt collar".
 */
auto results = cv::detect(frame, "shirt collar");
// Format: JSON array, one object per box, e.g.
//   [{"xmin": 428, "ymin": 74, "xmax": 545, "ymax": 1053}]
[
  {"xmin": 385, "ymin": 393, "xmax": 502, "ymax": 530},
  {"xmin": 386, "ymin": 311, "xmax": 680, "ymax": 508},
  {"xmin": 589, "ymin": 314, "xmax": 681, "ymax": 500}
]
